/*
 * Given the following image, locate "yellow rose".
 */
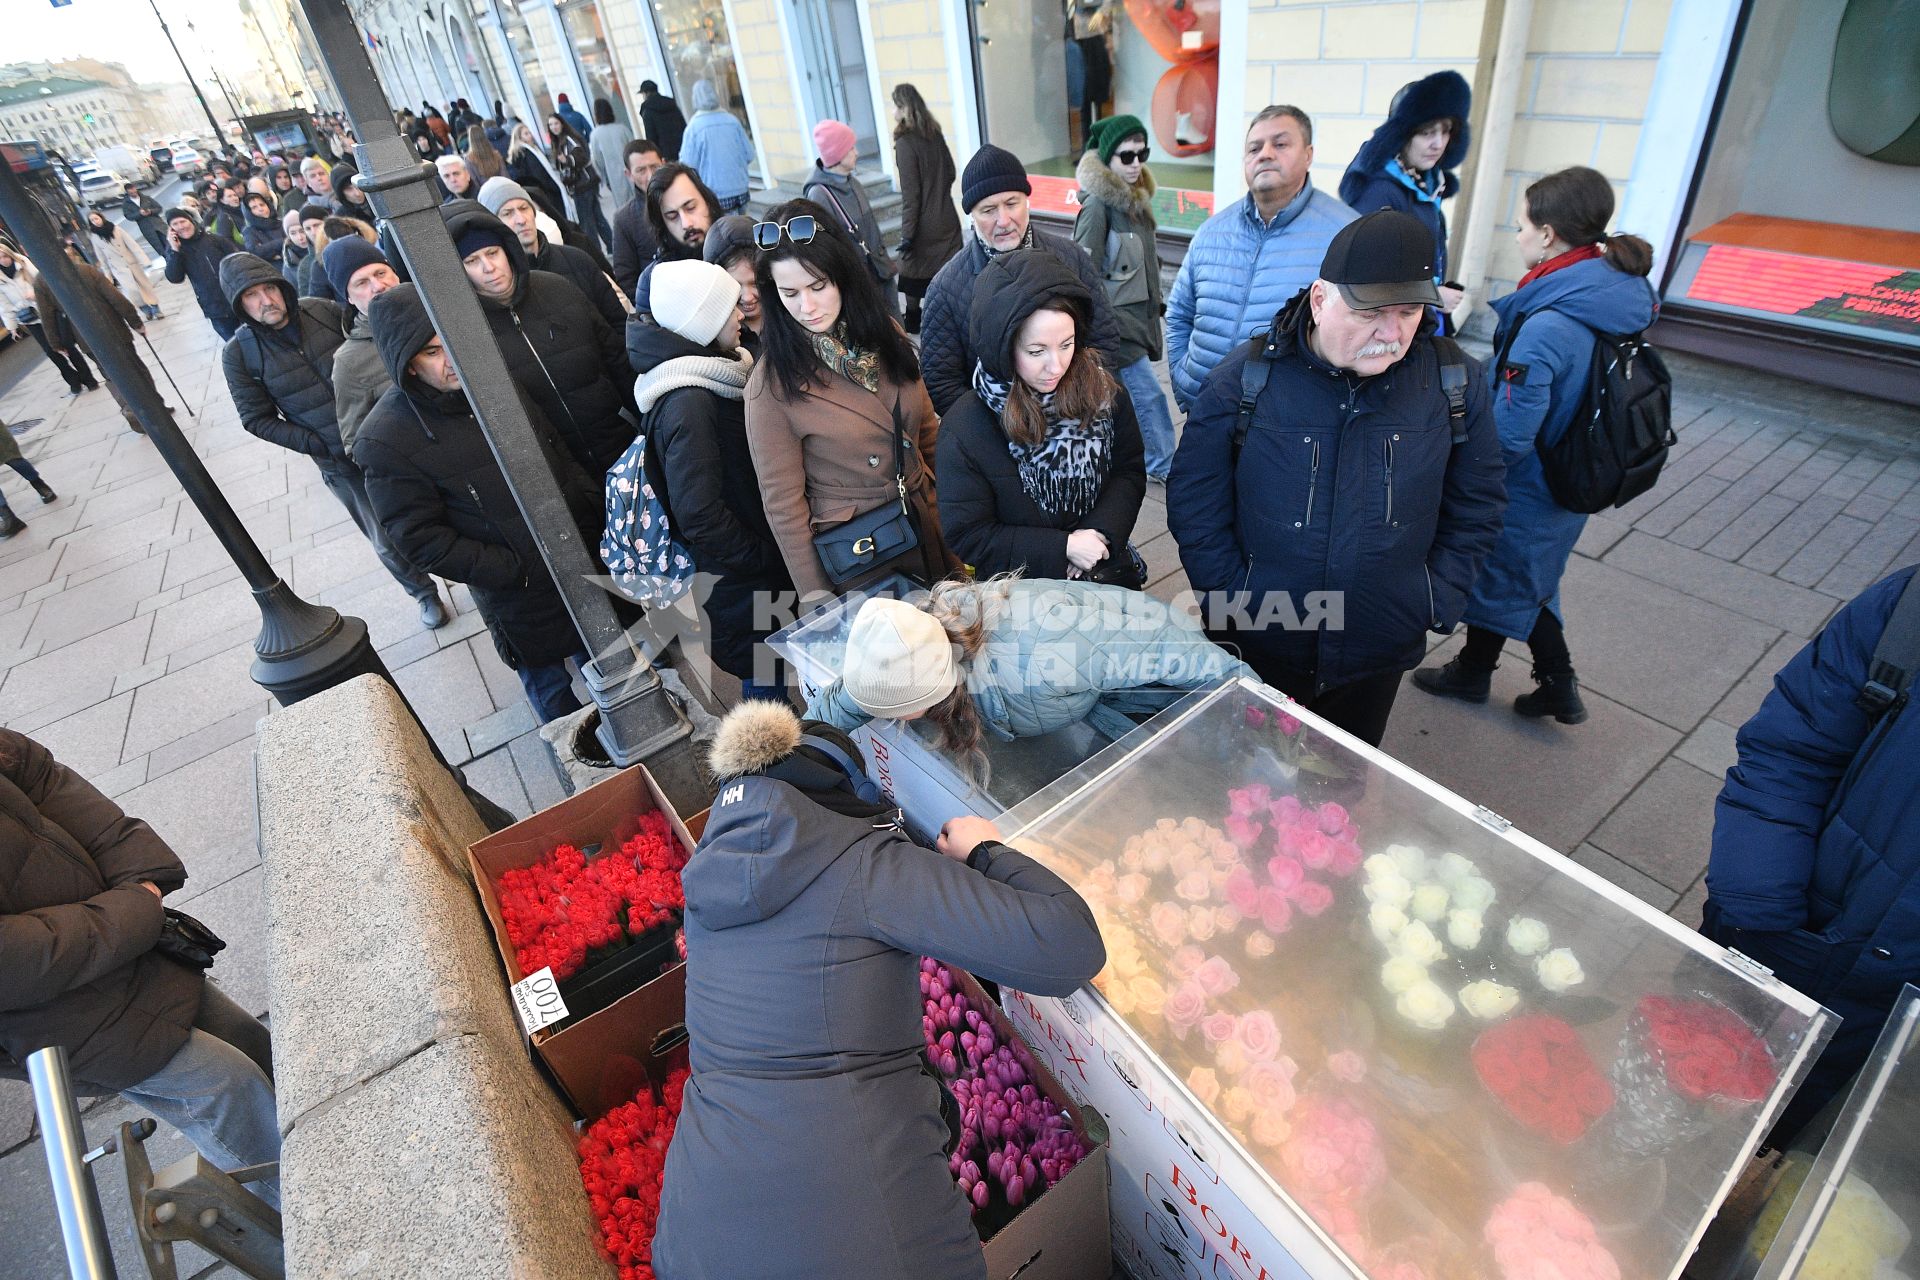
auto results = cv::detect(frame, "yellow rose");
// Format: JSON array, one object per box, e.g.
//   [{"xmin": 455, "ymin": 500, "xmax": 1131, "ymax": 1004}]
[
  {"xmin": 1459, "ymin": 980, "xmax": 1520, "ymax": 1021},
  {"xmin": 1364, "ymin": 868, "xmax": 1413, "ymax": 908},
  {"xmin": 1396, "ymin": 979, "xmax": 1456, "ymax": 1030},
  {"xmin": 1221, "ymin": 1086, "xmax": 1256, "ymax": 1125},
  {"xmin": 1130, "ymin": 976, "xmax": 1168, "ymax": 1020},
  {"xmin": 1187, "ymin": 1066, "xmax": 1221, "ymax": 1107},
  {"xmin": 1251, "ymin": 1109, "xmax": 1292, "ymax": 1149},
  {"xmin": 1395, "ymin": 920, "xmax": 1447, "ymax": 966},
  {"xmin": 1447, "ymin": 909, "xmax": 1484, "ymax": 951},
  {"xmin": 1369, "ymin": 902, "xmax": 1410, "ymax": 944},
  {"xmin": 1214, "ymin": 1039, "xmax": 1250, "ymax": 1076},
  {"xmin": 1244, "ymin": 930, "xmax": 1276, "ymax": 960}
]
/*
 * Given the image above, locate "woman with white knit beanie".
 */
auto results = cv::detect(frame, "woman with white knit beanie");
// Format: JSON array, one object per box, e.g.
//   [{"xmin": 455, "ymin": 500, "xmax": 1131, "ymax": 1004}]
[{"xmin": 616, "ymin": 259, "xmax": 794, "ymax": 701}]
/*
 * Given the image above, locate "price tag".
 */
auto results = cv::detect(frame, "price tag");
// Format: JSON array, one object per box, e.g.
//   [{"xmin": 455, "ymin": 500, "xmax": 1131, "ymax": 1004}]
[{"xmin": 509, "ymin": 966, "xmax": 570, "ymax": 1035}]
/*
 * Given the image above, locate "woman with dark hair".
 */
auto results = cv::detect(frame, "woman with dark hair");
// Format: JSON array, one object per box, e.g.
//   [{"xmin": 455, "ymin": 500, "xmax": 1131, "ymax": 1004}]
[
  {"xmin": 1414, "ymin": 166, "xmax": 1657, "ymax": 726},
  {"xmin": 1339, "ymin": 70, "xmax": 1472, "ymax": 320},
  {"xmin": 587, "ymin": 97, "xmax": 635, "ymax": 214},
  {"xmin": 937, "ymin": 249, "xmax": 1145, "ymax": 584},
  {"xmin": 889, "ymin": 85, "xmax": 963, "ymax": 335},
  {"xmin": 746, "ymin": 200, "xmax": 956, "ymax": 597},
  {"xmin": 546, "ymin": 113, "xmax": 612, "ymax": 253},
  {"xmin": 238, "ymin": 191, "xmax": 287, "ymax": 263}
]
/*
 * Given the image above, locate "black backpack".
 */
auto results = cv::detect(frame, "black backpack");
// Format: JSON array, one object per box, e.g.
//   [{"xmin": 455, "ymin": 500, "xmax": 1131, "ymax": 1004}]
[{"xmin": 1496, "ymin": 311, "xmax": 1675, "ymax": 514}]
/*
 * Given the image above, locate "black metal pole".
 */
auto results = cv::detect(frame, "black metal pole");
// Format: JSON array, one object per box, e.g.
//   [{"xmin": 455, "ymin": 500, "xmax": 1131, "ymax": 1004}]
[
  {"xmin": 144, "ymin": 0, "xmax": 225, "ymax": 142},
  {"xmin": 292, "ymin": 0, "xmax": 705, "ymax": 810}
]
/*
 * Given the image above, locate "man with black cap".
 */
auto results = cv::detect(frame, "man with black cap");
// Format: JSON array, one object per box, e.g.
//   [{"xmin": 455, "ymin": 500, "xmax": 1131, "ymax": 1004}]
[
  {"xmin": 917, "ymin": 144, "xmax": 1123, "ymax": 414},
  {"xmin": 324, "ymin": 237, "xmax": 403, "ymax": 458},
  {"xmin": 163, "ymin": 207, "xmax": 240, "ymax": 339},
  {"xmin": 443, "ymin": 202, "xmax": 637, "ymax": 476},
  {"xmin": 217, "ymin": 252, "xmax": 449, "ymax": 629},
  {"xmin": 355, "ymin": 284, "xmax": 603, "ymax": 722},
  {"xmin": 477, "ymin": 177, "xmax": 626, "ymax": 327},
  {"xmin": 1167, "ymin": 210, "xmax": 1507, "ymax": 746}
]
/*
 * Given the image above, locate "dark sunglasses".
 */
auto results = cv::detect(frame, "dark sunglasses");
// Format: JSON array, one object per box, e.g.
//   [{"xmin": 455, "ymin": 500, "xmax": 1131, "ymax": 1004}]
[
  {"xmin": 753, "ymin": 215, "xmax": 817, "ymax": 250},
  {"xmin": 1114, "ymin": 147, "xmax": 1150, "ymax": 164}
]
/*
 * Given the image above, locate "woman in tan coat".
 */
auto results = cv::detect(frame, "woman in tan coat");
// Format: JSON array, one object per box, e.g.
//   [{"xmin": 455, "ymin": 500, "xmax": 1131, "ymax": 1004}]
[{"xmin": 746, "ymin": 199, "xmax": 955, "ymax": 598}]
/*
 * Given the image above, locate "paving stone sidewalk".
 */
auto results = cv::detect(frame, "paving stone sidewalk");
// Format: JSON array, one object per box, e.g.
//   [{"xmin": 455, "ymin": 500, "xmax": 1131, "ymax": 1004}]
[{"xmin": 0, "ymin": 261, "xmax": 1914, "ymax": 1273}]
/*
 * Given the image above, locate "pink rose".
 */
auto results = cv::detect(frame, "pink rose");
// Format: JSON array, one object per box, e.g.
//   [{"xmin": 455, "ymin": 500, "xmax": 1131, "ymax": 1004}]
[
  {"xmin": 1258, "ymin": 886, "xmax": 1293, "ymax": 934},
  {"xmin": 1223, "ymin": 812, "xmax": 1263, "ymax": 849},
  {"xmin": 1195, "ymin": 955, "xmax": 1239, "ymax": 996},
  {"xmin": 1326, "ymin": 839, "xmax": 1364, "ymax": 878},
  {"xmin": 1115, "ymin": 872, "xmax": 1149, "ymax": 905},
  {"xmin": 1316, "ymin": 802, "xmax": 1349, "ymax": 835},
  {"xmin": 1289, "ymin": 879, "xmax": 1335, "ymax": 917},
  {"xmin": 1237, "ymin": 1010, "xmax": 1282, "ymax": 1062},
  {"xmin": 1327, "ymin": 1050, "xmax": 1368, "ymax": 1083},
  {"xmin": 1201, "ymin": 1012, "xmax": 1238, "ymax": 1044},
  {"xmin": 1269, "ymin": 794, "xmax": 1303, "ymax": 826},
  {"xmin": 1245, "ymin": 1058, "xmax": 1298, "ymax": 1112},
  {"xmin": 1296, "ymin": 832, "xmax": 1334, "ymax": 870},
  {"xmin": 1149, "ymin": 902, "xmax": 1187, "ymax": 948},
  {"xmin": 1224, "ymin": 866, "xmax": 1261, "ymax": 916},
  {"xmin": 1169, "ymin": 944, "xmax": 1206, "ymax": 981},
  {"xmin": 1265, "ymin": 853, "xmax": 1305, "ymax": 893},
  {"xmin": 1164, "ymin": 980, "xmax": 1206, "ymax": 1036},
  {"xmin": 1175, "ymin": 870, "xmax": 1213, "ymax": 902},
  {"xmin": 1243, "ymin": 705, "xmax": 1268, "ymax": 728},
  {"xmin": 1227, "ymin": 783, "xmax": 1271, "ymax": 817}
]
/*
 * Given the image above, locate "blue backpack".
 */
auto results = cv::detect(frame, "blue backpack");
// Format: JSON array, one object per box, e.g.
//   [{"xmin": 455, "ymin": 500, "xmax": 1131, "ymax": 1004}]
[{"xmin": 601, "ymin": 429, "xmax": 695, "ymax": 603}]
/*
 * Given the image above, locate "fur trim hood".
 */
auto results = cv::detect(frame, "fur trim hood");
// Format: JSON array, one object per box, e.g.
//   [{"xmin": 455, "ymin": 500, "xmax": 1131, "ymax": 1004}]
[
  {"xmin": 708, "ymin": 701, "xmax": 804, "ymax": 780},
  {"xmin": 1339, "ymin": 70, "xmax": 1471, "ymax": 207},
  {"xmin": 1076, "ymin": 148, "xmax": 1156, "ymax": 213}
]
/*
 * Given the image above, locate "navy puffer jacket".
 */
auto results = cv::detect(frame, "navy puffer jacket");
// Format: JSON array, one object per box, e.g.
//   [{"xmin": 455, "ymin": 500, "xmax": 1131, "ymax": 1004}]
[
  {"xmin": 1167, "ymin": 292, "xmax": 1507, "ymax": 690},
  {"xmin": 162, "ymin": 222, "xmax": 238, "ymax": 326}
]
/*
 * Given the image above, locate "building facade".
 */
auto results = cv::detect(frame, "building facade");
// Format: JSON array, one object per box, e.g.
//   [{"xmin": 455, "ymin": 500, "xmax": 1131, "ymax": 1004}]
[{"xmin": 337, "ymin": 0, "xmax": 1918, "ymax": 401}]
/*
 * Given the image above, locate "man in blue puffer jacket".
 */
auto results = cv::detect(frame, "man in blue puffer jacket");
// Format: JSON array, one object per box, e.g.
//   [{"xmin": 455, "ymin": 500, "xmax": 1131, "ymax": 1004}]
[
  {"xmin": 1168, "ymin": 212, "xmax": 1506, "ymax": 746},
  {"xmin": 1166, "ymin": 105, "xmax": 1357, "ymax": 411},
  {"xmin": 1704, "ymin": 564, "xmax": 1920, "ymax": 1140}
]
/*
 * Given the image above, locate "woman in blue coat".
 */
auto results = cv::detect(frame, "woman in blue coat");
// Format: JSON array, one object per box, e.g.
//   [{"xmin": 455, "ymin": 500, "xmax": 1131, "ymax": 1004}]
[
  {"xmin": 1413, "ymin": 166, "xmax": 1656, "ymax": 724},
  {"xmin": 1339, "ymin": 70, "xmax": 1471, "ymax": 322}
]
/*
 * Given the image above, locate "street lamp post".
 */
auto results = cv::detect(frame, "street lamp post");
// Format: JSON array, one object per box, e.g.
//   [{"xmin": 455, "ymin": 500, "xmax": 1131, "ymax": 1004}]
[
  {"xmin": 291, "ymin": 0, "xmax": 706, "ymax": 812},
  {"xmin": 142, "ymin": 0, "xmax": 225, "ymax": 142}
]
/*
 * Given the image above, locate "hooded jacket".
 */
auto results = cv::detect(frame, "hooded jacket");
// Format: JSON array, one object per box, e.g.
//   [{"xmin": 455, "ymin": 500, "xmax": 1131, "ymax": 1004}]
[
  {"xmin": 354, "ymin": 284, "xmax": 600, "ymax": 670},
  {"xmin": 610, "ymin": 194, "xmax": 661, "ymax": 301},
  {"xmin": 936, "ymin": 250, "xmax": 1146, "ymax": 581},
  {"xmin": 241, "ymin": 203, "xmax": 287, "ymax": 262},
  {"xmin": 1167, "ymin": 292, "xmax": 1508, "ymax": 689},
  {"xmin": 652, "ymin": 712, "xmax": 1104, "ymax": 1280},
  {"xmin": 0, "ymin": 729, "xmax": 202, "ymax": 1094},
  {"xmin": 163, "ymin": 218, "xmax": 239, "ymax": 327},
  {"xmin": 678, "ymin": 82, "xmax": 754, "ymax": 202},
  {"xmin": 892, "ymin": 128, "xmax": 964, "ymax": 281},
  {"xmin": 441, "ymin": 203, "xmax": 637, "ymax": 476},
  {"xmin": 639, "ymin": 92, "xmax": 687, "ymax": 162},
  {"xmin": 527, "ymin": 233, "xmax": 625, "ymax": 328},
  {"xmin": 919, "ymin": 224, "xmax": 1125, "ymax": 415},
  {"xmin": 1073, "ymin": 148, "xmax": 1164, "ymax": 365},
  {"xmin": 1463, "ymin": 257, "xmax": 1658, "ymax": 638},
  {"xmin": 329, "ymin": 162, "xmax": 373, "ymax": 220},
  {"xmin": 218, "ymin": 253, "xmax": 351, "ymax": 463},
  {"xmin": 807, "ymin": 579, "xmax": 1254, "ymax": 742},
  {"xmin": 1165, "ymin": 183, "xmax": 1358, "ymax": 409},
  {"xmin": 1339, "ymin": 71, "xmax": 1472, "ymax": 289}
]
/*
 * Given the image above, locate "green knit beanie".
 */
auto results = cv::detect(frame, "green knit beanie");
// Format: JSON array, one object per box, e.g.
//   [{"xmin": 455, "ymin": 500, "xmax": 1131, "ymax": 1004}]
[{"xmin": 1095, "ymin": 114, "xmax": 1149, "ymax": 164}]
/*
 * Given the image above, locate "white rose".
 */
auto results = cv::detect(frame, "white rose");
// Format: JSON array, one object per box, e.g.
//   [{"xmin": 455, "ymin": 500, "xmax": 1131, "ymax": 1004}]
[
  {"xmin": 1369, "ymin": 902, "xmax": 1410, "ymax": 944},
  {"xmin": 1453, "ymin": 875, "xmax": 1498, "ymax": 913},
  {"xmin": 1536, "ymin": 947, "xmax": 1586, "ymax": 993},
  {"xmin": 1435, "ymin": 851, "xmax": 1478, "ymax": 886},
  {"xmin": 1506, "ymin": 916, "xmax": 1551, "ymax": 957},
  {"xmin": 1381, "ymin": 955, "xmax": 1426, "ymax": 994},
  {"xmin": 1386, "ymin": 843, "xmax": 1430, "ymax": 880},
  {"xmin": 1362, "ymin": 854, "xmax": 1400, "ymax": 883},
  {"xmin": 1364, "ymin": 869, "xmax": 1413, "ymax": 909},
  {"xmin": 1395, "ymin": 919, "xmax": 1447, "ymax": 966},
  {"xmin": 1410, "ymin": 883, "xmax": 1451, "ymax": 924},
  {"xmin": 1396, "ymin": 979, "xmax": 1456, "ymax": 1031},
  {"xmin": 1447, "ymin": 909, "xmax": 1484, "ymax": 951},
  {"xmin": 1459, "ymin": 980, "xmax": 1521, "ymax": 1021}
]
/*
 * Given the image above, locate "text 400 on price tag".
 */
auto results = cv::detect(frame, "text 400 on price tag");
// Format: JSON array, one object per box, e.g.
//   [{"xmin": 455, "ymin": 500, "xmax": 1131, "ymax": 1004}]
[{"xmin": 510, "ymin": 966, "xmax": 570, "ymax": 1035}]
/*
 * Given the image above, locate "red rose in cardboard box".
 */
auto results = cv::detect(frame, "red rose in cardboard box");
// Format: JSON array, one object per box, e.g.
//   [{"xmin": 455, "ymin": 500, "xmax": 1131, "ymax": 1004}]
[
  {"xmin": 577, "ymin": 1067, "xmax": 688, "ymax": 1280},
  {"xmin": 1472, "ymin": 1014, "xmax": 1614, "ymax": 1144},
  {"xmin": 496, "ymin": 811, "xmax": 690, "ymax": 981}
]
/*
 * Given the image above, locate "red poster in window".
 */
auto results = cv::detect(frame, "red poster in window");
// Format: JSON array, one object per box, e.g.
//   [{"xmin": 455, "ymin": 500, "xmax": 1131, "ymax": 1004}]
[{"xmin": 1686, "ymin": 244, "xmax": 1920, "ymax": 340}]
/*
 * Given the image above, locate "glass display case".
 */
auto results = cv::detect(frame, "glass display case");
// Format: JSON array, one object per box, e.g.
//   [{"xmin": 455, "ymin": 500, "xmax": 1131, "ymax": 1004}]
[
  {"xmin": 1744, "ymin": 985, "xmax": 1920, "ymax": 1280},
  {"xmin": 766, "ymin": 577, "xmax": 1119, "ymax": 835},
  {"xmin": 994, "ymin": 678, "xmax": 1835, "ymax": 1280}
]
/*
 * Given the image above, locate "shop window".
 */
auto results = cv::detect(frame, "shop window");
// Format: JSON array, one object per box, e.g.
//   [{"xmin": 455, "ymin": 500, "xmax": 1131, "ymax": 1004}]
[
  {"xmin": 499, "ymin": 0, "xmax": 555, "ymax": 122},
  {"xmin": 969, "ymin": 0, "xmax": 1218, "ymax": 234},
  {"xmin": 654, "ymin": 0, "xmax": 752, "ymax": 136},
  {"xmin": 560, "ymin": 2, "xmax": 633, "ymax": 130}
]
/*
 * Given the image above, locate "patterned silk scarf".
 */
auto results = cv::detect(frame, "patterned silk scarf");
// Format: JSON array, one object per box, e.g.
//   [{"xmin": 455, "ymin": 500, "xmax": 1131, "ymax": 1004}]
[{"xmin": 811, "ymin": 326, "xmax": 882, "ymax": 394}]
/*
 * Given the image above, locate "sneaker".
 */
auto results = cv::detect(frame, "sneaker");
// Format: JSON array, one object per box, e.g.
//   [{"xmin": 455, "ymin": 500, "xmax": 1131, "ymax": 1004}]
[
  {"xmin": 1411, "ymin": 656, "xmax": 1494, "ymax": 703},
  {"xmin": 1515, "ymin": 670, "xmax": 1588, "ymax": 725},
  {"xmin": 418, "ymin": 594, "xmax": 449, "ymax": 629}
]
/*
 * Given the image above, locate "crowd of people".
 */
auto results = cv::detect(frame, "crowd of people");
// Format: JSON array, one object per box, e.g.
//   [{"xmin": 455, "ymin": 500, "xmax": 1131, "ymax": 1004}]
[{"xmin": 7, "ymin": 73, "xmax": 1918, "ymax": 1279}]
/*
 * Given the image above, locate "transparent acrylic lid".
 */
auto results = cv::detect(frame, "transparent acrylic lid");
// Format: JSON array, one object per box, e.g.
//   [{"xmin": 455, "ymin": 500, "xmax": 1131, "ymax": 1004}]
[
  {"xmin": 766, "ymin": 576, "xmax": 1119, "ymax": 813},
  {"xmin": 1001, "ymin": 679, "xmax": 1834, "ymax": 1280},
  {"xmin": 1750, "ymin": 986, "xmax": 1920, "ymax": 1280}
]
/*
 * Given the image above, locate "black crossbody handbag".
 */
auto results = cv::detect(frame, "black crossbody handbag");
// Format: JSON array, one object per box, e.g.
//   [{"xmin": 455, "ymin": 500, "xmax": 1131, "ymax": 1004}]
[{"xmin": 811, "ymin": 401, "xmax": 924, "ymax": 586}]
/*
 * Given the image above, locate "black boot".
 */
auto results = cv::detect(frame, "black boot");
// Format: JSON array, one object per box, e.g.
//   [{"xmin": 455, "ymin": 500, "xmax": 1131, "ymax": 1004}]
[
  {"xmin": 1515, "ymin": 670, "xmax": 1588, "ymax": 724},
  {"xmin": 0, "ymin": 507, "xmax": 25, "ymax": 539},
  {"xmin": 30, "ymin": 478, "xmax": 56, "ymax": 504},
  {"xmin": 1412, "ymin": 656, "xmax": 1493, "ymax": 703}
]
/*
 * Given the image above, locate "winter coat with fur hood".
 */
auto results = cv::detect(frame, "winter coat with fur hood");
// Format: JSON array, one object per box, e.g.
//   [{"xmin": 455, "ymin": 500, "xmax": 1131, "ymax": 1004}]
[
  {"xmin": 1073, "ymin": 149, "xmax": 1164, "ymax": 365},
  {"xmin": 1338, "ymin": 70, "xmax": 1471, "ymax": 288}
]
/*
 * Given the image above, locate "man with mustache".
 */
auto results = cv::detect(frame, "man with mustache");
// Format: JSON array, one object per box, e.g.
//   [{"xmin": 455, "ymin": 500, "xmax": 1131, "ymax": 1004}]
[
  {"xmin": 1167, "ymin": 212, "xmax": 1507, "ymax": 746},
  {"xmin": 1167, "ymin": 105, "xmax": 1358, "ymax": 412}
]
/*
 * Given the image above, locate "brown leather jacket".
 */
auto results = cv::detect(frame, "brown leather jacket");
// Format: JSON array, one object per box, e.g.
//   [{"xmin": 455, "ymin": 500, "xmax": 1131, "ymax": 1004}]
[{"xmin": 0, "ymin": 731, "xmax": 201, "ymax": 1092}]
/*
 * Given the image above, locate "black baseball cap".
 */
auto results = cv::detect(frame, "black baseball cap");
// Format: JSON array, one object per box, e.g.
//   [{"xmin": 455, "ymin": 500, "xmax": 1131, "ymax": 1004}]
[{"xmin": 1320, "ymin": 211, "xmax": 1442, "ymax": 308}]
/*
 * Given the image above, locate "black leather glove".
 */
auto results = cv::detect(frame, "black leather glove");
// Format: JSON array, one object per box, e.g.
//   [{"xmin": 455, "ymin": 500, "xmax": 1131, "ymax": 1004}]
[{"xmin": 154, "ymin": 907, "xmax": 227, "ymax": 970}]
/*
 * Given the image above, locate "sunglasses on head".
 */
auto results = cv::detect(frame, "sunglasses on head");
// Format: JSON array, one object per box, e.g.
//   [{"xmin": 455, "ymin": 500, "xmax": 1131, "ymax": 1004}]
[
  {"xmin": 753, "ymin": 215, "xmax": 817, "ymax": 250},
  {"xmin": 1114, "ymin": 147, "xmax": 1150, "ymax": 164}
]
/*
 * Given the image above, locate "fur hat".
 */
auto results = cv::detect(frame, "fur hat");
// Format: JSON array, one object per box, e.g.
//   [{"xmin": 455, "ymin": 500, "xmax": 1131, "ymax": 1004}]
[{"xmin": 708, "ymin": 700, "xmax": 803, "ymax": 780}]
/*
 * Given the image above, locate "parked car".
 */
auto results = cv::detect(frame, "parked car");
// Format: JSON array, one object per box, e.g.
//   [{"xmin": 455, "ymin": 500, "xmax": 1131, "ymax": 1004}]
[
  {"xmin": 149, "ymin": 141, "xmax": 175, "ymax": 174},
  {"xmin": 92, "ymin": 145, "xmax": 155, "ymax": 187},
  {"xmin": 78, "ymin": 168, "xmax": 127, "ymax": 207},
  {"xmin": 167, "ymin": 143, "xmax": 204, "ymax": 178}
]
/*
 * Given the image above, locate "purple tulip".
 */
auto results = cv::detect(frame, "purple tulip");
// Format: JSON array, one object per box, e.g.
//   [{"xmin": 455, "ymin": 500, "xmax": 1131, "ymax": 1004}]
[
  {"xmin": 971, "ymin": 1180, "xmax": 989, "ymax": 1210},
  {"xmin": 1007, "ymin": 1175, "xmax": 1026, "ymax": 1206},
  {"xmin": 939, "ymin": 1049, "xmax": 958, "ymax": 1076},
  {"xmin": 965, "ymin": 1010, "xmax": 983, "ymax": 1031}
]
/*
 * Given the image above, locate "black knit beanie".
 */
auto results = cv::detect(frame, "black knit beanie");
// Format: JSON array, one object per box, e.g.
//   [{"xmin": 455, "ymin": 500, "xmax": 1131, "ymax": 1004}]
[{"xmin": 960, "ymin": 144, "xmax": 1031, "ymax": 213}]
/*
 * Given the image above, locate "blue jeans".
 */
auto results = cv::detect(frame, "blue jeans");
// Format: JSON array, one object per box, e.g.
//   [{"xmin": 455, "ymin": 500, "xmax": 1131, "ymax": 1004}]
[
  {"xmin": 1118, "ymin": 356, "xmax": 1177, "ymax": 480},
  {"xmin": 517, "ymin": 650, "xmax": 588, "ymax": 723},
  {"xmin": 119, "ymin": 982, "xmax": 280, "ymax": 1210}
]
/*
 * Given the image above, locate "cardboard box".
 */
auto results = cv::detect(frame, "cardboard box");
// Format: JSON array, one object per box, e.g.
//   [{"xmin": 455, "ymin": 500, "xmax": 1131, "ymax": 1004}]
[
  {"xmin": 469, "ymin": 763, "xmax": 702, "ymax": 1117},
  {"xmin": 951, "ymin": 971, "xmax": 1114, "ymax": 1280}
]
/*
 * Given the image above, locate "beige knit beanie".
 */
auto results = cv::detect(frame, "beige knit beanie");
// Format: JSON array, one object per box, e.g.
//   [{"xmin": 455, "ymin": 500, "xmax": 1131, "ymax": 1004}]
[
  {"xmin": 841, "ymin": 598, "xmax": 960, "ymax": 719},
  {"xmin": 649, "ymin": 259, "xmax": 741, "ymax": 347}
]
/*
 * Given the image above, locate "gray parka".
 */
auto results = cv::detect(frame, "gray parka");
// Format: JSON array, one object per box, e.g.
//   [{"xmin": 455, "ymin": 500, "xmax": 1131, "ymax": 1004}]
[{"xmin": 653, "ymin": 772, "xmax": 1104, "ymax": 1279}]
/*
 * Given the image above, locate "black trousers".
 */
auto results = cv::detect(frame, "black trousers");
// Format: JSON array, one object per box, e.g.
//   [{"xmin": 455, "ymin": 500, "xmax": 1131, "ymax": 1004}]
[
  {"xmin": 1242, "ymin": 659, "xmax": 1404, "ymax": 748},
  {"xmin": 22, "ymin": 322, "xmax": 95, "ymax": 391},
  {"xmin": 1461, "ymin": 607, "xmax": 1573, "ymax": 676}
]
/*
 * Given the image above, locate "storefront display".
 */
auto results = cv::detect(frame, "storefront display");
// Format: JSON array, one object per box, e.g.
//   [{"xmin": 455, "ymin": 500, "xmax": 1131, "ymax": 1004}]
[
  {"xmin": 652, "ymin": 0, "xmax": 751, "ymax": 136},
  {"xmin": 985, "ymin": 679, "xmax": 1834, "ymax": 1279}
]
